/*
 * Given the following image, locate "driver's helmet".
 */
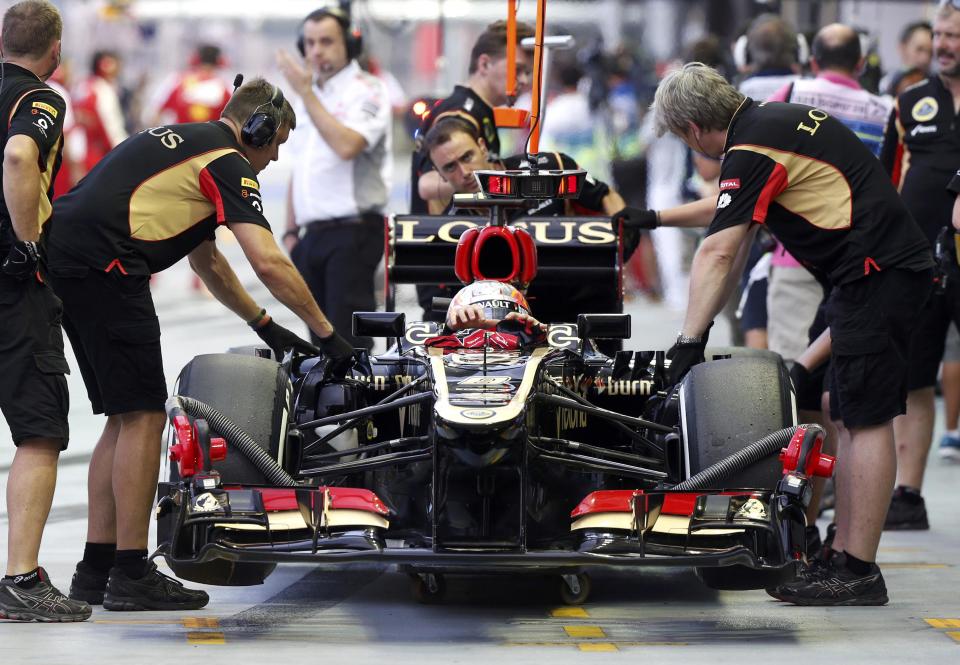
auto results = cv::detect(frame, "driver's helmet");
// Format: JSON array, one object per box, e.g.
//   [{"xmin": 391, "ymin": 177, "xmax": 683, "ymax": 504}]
[{"xmin": 449, "ymin": 280, "xmax": 531, "ymax": 322}]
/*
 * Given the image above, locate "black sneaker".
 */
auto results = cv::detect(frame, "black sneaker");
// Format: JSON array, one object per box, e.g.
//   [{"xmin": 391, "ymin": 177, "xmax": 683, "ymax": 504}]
[
  {"xmin": 766, "ymin": 551, "xmax": 835, "ymax": 601},
  {"xmin": 883, "ymin": 487, "xmax": 929, "ymax": 530},
  {"xmin": 0, "ymin": 568, "xmax": 92, "ymax": 622},
  {"xmin": 69, "ymin": 561, "xmax": 110, "ymax": 605},
  {"xmin": 102, "ymin": 562, "xmax": 209, "ymax": 611},
  {"xmin": 774, "ymin": 553, "xmax": 888, "ymax": 606}
]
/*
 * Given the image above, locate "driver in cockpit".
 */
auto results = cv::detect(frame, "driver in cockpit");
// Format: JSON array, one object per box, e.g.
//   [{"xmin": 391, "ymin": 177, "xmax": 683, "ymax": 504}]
[{"xmin": 445, "ymin": 280, "xmax": 546, "ymax": 334}]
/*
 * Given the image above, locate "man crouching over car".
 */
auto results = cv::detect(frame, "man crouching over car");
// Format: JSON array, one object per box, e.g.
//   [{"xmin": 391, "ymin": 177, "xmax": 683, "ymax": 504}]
[{"xmin": 41, "ymin": 78, "xmax": 354, "ymax": 611}]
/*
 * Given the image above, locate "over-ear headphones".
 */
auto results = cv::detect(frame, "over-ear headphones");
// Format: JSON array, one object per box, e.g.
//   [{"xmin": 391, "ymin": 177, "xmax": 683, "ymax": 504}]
[
  {"xmin": 732, "ymin": 15, "xmax": 809, "ymax": 71},
  {"xmin": 296, "ymin": 6, "xmax": 362, "ymax": 61},
  {"xmin": 241, "ymin": 84, "xmax": 285, "ymax": 148}
]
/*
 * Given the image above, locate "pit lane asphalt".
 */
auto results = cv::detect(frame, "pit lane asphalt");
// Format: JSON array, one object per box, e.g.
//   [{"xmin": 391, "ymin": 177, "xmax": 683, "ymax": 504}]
[{"xmin": 2, "ymin": 171, "xmax": 959, "ymax": 661}]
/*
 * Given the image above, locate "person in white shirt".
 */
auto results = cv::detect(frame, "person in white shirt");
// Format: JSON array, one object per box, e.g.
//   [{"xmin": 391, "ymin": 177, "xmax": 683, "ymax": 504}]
[{"xmin": 277, "ymin": 7, "xmax": 391, "ymax": 351}]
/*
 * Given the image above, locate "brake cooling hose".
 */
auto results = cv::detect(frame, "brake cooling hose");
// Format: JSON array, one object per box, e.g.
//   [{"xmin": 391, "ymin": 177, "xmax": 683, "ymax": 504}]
[
  {"xmin": 166, "ymin": 395, "xmax": 298, "ymax": 486},
  {"xmin": 672, "ymin": 425, "xmax": 810, "ymax": 491}
]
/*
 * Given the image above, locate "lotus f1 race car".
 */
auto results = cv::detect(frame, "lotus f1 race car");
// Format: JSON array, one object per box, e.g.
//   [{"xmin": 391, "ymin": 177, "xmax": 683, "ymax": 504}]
[{"xmin": 155, "ymin": 171, "xmax": 834, "ymax": 605}]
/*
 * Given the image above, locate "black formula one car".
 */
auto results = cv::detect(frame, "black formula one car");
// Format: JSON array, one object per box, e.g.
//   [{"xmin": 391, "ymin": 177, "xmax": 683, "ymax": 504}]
[{"xmin": 155, "ymin": 170, "xmax": 834, "ymax": 604}]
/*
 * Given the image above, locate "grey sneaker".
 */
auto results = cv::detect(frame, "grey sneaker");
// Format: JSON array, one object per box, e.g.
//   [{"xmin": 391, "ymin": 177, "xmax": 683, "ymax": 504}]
[
  {"xmin": 0, "ymin": 568, "xmax": 92, "ymax": 622},
  {"xmin": 103, "ymin": 562, "xmax": 208, "ymax": 611}
]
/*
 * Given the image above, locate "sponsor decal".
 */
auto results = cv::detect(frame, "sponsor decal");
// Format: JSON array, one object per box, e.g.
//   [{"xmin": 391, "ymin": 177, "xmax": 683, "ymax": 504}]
[
  {"xmin": 405, "ymin": 321, "xmax": 441, "ymax": 345},
  {"xmin": 241, "ymin": 177, "xmax": 259, "ymax": 190},
  {"xmin": 912, "ymin": 96, "xmax": 938, "ymax": 122},
  {"xmin": 460, "ymin": 408, "xmax": 496, "ymax": 419},
  {"xmin": 458, "ymin": 376, "xmax": 511, "ymax": 385},
  {"xmin": 192, "ymin": 492, "xmax": 223, "ymax": 513},
  {"xmin": 463, "ymin": 97, "xmax": 475, "ymax": 113},
  {"xmin": 392, "ymin": 218, "xmax": 617, "ymax": 246},
  {"xmin": 717, "ymin": 192, "xmax": 733, "ymax": 209},
  {"xmin": 910, "ymin": 124, "xmax": 938, "ymax": 137},
  {"xmin": 32, "ymin": 101, "xmax": 58, "ymax": 117},
  {"xmin": 719, "ymin": 178, "xmax": 740, "ymax": 191},
  {"xmin": 33, "ymin": 118, "xmax": 49, "ymax": 137}
]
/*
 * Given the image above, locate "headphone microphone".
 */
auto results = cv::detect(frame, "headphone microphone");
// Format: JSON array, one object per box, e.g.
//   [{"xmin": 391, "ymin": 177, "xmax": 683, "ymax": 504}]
[{"xmin": 233, "ymin": 73, "xmax": 244, "ymax": 92}]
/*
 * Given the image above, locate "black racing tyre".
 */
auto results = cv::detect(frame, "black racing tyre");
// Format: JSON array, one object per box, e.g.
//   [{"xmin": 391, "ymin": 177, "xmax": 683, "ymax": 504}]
[
  {"xmin": 695, "ymin": 564, "xmax": 796, "ymax": 591},
  {"xmin": 704, "ymin": 346, "xmax": 784, "ymax": 363},
  {"xmin": 162, "ymin": 354, "xmax": 290, "ymax": 587},
  {"xmin": 171, "ymin": 353, "xmax": 292, "ymax": 485},
  {"xmin": 679, "ymin": 354, "xmax": 795, "ymax": 489}
]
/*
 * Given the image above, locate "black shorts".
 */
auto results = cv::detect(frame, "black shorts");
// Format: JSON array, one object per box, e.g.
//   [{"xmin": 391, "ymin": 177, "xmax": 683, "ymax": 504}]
[
  {"xmin": 904, "ymin": 269, "xmax": 960, "ymax": 390},
  {"xmin": 0, "ymin": 275, "xmax": 70, "ymax": 447},
  {"xmin": 826, "ymin": 268, "xmax": 933, "ymax": 429},
  {"xmin": 46, "ymin": 256, "xmax": 166, "ymax": 416},
  {"xmin": 739, "ymin": 277, "xmax": 768, "ymax": 333}
]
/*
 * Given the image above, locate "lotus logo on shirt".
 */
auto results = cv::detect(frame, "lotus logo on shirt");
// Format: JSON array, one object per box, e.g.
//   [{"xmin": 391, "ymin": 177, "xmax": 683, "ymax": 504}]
[
  {"xmin": 911, "ymin": 96, "xmax": 939, "ymax": 122},
  {"xmin": 717, "ymin": 192, "xmax": 733, "ymax": 209}
]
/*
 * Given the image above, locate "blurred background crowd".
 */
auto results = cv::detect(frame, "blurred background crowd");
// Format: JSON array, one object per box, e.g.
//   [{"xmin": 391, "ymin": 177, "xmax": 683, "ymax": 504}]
[{"xmin": 18, "ymin": 0, "xmax": 944, "ymax": 318}]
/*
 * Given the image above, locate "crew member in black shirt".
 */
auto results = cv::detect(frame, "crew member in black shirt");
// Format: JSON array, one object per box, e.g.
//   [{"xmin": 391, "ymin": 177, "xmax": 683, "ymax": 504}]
[
  {"xmin": 878, "ymin": 1, "xmax": 960, "ymax": 529},
  {"xmin": 422, "ymin": 115, "xmax": 628, "ymax": 325},
  {"xmin": 43, "ymin": 78, "xmax": 354, "ymax": 612},
  {"xmin": 648, "ymin": 63, "xmax": 933, "ymax": 606},
  {"xmin": 0, "ymin": 0, "xmax": 92, "ymax": 623},
  {"xmin": 411, "ymin": 21, "xmax": 534, "ymax": 319}
]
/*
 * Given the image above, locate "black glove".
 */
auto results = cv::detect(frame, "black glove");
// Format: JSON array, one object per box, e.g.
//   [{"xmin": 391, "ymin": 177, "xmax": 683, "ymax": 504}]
[
  {"xmin": 318, "ymin": 330, "xmax": 356, "ymax": 377},
  {"xmin": 612, "ymin": 206, "xmax": 660, "ymax": 230},
  {"xmin": 1, "ymin": 240, "xmax": 39, "ymax": 280},
  {"xmin": 665, "ymin": 322, "xmax": 713, "ymax": 386},
  {"xmin": 613, "ymin": 207, "xmax": 658, "ymax": 262},
  {"xmin": 253, "ymin": 317, "xmax": 320, "ymax": 360}
]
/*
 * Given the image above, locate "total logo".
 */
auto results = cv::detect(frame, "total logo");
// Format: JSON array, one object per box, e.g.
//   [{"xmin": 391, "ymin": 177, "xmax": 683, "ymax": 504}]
[{"xmin": 717, "ymin": 192, "xmax": 733, "ymax": 209}]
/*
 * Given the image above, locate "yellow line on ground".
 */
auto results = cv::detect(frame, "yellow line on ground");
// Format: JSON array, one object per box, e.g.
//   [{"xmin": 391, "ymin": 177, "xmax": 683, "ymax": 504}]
[
  {"xmin": 880, "ymin": 563, "xmax": 950, "ymax": 569},
  {"xmin": 182, "ymin": 617, "xmax": 220, "ymax": 629},
  {"xmin": 564, "ymin": 625, "xmax": 605, "ymax": 639},
  {"xmin": 505, "ymin": 641, "xmax": 688, "ymax": 648},
  {"xmin": 925, "ymin": 618, "xmax": 960, "ymax": 629},
  {"xmin": 578, "ymin": 642, "xmax": 618, "ymax": 652},
  {"xmin": 186, "ymin": 631, "xmax": 226, "ymax": 645},
  {"xmin": 946, "ymin": 631, "xmax": 960, "ymax": 643},
  {"xmin": 550, "ymin": 607, "xmax": 589, "ymax": 618}
]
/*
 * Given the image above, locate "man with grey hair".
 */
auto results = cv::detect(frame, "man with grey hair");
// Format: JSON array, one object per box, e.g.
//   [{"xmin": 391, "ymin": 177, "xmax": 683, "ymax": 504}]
[{"xmin": 649, "ymin": 62, "xmax": 934, "ymax": 605}]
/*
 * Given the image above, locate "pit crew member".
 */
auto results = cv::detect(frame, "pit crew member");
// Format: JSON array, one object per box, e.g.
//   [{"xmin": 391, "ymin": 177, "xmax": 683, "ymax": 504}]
[
  {"xmin": 42, "ymin": 78, "xmax": 354, "ymax": 611},
  {"xmin": 879, "ymin": 1, "xmax": 960, "ymax": 526},
  {"xmin": 277, "ymin": 7, "xmax": 390, "ymax": 352},
  {"xmin": 649, "ymin": 62, "xmax": 934, "ymax": 605},
  {"xmin": 411, "ymin": 19, "xmax": 534, "ymax": 320},
  {"xmin": 422, "ymin": 115, "xmax": 628, "ymax": 325},
  {"xmin": 0, "ymin": 0, "xmax": 92, "ymax": 623}
]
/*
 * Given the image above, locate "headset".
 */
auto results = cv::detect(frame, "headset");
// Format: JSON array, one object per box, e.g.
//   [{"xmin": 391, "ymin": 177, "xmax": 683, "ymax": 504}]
[
  {"xmin": 733, "ymin": 15, "xmax": 809, "ymax": 71},
  {"xmin": 238, "ymin": 78, "xmax": 285, "ymax": 148},
  {"xmin": 296, "ymin": 6, "xmax": 363, "ymax": 61}
]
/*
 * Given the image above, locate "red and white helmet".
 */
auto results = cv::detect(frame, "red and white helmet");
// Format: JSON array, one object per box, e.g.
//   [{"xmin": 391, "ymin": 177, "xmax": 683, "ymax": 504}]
[{"xmin": 449, "ymin": 280, "xmax": 531, "ymax": 321}]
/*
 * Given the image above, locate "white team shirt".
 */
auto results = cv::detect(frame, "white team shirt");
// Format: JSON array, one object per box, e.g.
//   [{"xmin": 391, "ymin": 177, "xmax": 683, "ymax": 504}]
[{"xmin": 287, "ymin": 60, "xmax": 391, "ymax": 223}]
